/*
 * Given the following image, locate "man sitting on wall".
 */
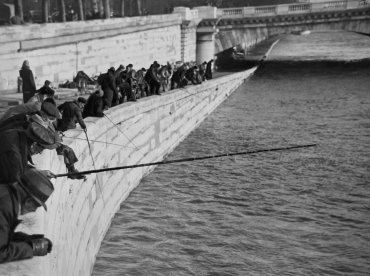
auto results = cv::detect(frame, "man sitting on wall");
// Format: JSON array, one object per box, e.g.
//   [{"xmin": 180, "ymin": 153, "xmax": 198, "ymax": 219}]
[
  {"xmin": 0, "ymin": 169, "xmax": 54, "ymax": 263},
  {"xmin": 82, "ymin": 90, "xmax": 105, "ymax": 118},
  {"xmin": 57, "ymin": 97, "xmax": 87, "ymax": 132}
]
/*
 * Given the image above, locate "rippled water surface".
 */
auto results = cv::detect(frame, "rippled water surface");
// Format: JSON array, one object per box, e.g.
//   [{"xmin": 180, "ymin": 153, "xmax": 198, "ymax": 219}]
[{"xmin": 93, "ymin": 32, "xmax": 370, "ymax": 276}]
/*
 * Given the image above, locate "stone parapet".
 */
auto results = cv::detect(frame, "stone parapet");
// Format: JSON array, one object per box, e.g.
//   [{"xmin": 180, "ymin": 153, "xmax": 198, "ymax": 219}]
[
  {"xmin": 0, "ymin": 67, "xmax": 257, "ymax": 276},
  {"xmin": 0, "ymin": 15, "xmax": 182, "ymax": 94}
]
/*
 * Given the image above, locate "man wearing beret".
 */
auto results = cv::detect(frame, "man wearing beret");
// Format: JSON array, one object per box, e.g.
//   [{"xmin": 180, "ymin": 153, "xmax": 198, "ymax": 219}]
[{"xmin": 0, "ymin": 169, "xmax": 54, "ymax": 263}]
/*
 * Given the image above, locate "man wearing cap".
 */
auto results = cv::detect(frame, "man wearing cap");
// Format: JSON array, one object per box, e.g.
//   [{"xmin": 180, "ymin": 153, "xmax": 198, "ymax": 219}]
[
  {"xmin": 28, "ymin": 80, "xmax": 55, "ymax": 104},
  {"xmin": 0, "ymin": 169, "xmax": 54, "ymax": 263},
  {"xmin": 0, "ymin": 110, "xmax": 86, "ymax": 181},
  {"xmin": 57, "ymin": 97, "xmax": 87, "ymax": 132},
  {"xmin": 0, "ymin": 120, "xmax": 59, "ymax": 184}
]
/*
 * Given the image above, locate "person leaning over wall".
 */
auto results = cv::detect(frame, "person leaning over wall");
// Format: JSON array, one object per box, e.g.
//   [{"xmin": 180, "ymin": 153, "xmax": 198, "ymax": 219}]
[
  {"xmin": 19, "ymin": 60, "xmax": 37, "ymax": 103},
  {"xmin": 57, "ymin": 97, "xmax": 87, "ymax": 132},
  {"xmin": 82, "ymin": 89, "xmax": 105, "ymax": 119},
  {"xmin": 0, "ymin": 118, "xmax": 59, "ymax": 184},
  {"xmin": 0, "ymin": 168, "xmax": 54, "ymax": 263},
  {"xmin": 28, "ymin": 80, "xmax": 55, "ymax": 104}
]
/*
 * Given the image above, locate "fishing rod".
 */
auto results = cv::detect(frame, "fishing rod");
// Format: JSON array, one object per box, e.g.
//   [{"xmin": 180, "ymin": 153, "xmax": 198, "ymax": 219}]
[{"xmin": 56, "ymin": 143, "xmax": 316, "ymax": 178}]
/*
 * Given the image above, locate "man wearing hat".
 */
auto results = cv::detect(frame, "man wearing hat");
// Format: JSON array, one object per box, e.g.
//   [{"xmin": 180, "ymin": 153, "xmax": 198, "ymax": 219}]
[
  {"xmin": 0, "ymin": 169, "xmax": 54, "ymax": 263},
  {"xmin": 0, "ymin": 120, "xmax": 59, "ymax": 184},
  {"xmin": 57, "ymin": 97, "xmax": 87, "ymax": 132},
  {"xmin": 0, "ymin": 110, "xmax": 85, "ymax": 182},
  {"xmin": 28, "ymin": 80, "xmax": 55, "ymax": 104}
]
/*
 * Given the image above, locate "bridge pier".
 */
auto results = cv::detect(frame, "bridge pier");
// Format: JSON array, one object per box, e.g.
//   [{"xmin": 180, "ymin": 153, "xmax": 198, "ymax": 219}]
[{"xmin": 196, "ymin": 19, "xmax": 220, "ymax": 65}]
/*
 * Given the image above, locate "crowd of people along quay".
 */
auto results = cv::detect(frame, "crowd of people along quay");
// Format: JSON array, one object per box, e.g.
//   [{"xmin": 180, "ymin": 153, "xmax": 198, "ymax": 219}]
[{"xmin": 0, "ymin": 58, "xmax": 214, "ymax": 263}]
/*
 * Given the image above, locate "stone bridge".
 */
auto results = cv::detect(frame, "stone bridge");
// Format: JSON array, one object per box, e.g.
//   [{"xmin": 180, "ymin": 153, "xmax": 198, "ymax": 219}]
[{"xmin": 175, "ymin": 0, "xmax": 370, "ymax": 63}]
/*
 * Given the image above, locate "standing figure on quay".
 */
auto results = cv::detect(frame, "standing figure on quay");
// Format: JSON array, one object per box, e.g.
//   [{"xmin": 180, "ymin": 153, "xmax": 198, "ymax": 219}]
[
  {"xmin": 199, "ymin": 61, "xmax": 208, "ymax": 82},
  {"xmin": 19, "ymin": 60, "xmax": 36, "ymax": 103},
  {"xmin": 101, "ymin": 67, "xmax": 118, "ymax": 108},
  {"xmin": 0, "ymin": 169, "xmax": 54, "ymax": 263},
  {"xmin": 205, "ymin": 59, "xmax": 214, "ymax": 80}
]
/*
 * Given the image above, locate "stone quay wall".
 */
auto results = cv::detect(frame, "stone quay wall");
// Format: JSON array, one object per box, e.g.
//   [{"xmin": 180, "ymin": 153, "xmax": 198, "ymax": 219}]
[
  {"xmin": 0, "ymin": 14, "xmax": 185, "ymax": 94},
  {"xmin": 0, "ymin": 67, "xmax": 257, "ymax": 276}
]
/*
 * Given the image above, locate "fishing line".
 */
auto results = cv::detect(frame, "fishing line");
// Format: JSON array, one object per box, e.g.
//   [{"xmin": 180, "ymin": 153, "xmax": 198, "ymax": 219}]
[
  {"xmin": 84, "ymin": 129, "xmax": 108, "ymax": 213},
  {"xmin": 63, "ymin": 136, "xmax": 137, "ymax": 149},
  {"xmin": 104, "ymin": 114, "xmax": 151, "ymax": 163},
  {"xmin": 55, "ymin": 143, "xmax": 316, "ymax": 177}
]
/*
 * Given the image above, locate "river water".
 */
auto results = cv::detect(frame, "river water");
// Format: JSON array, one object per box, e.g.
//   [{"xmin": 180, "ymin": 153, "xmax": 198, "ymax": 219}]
[{"xmin": 92, "ymin": 31, "xmax": 370, "ymax": 276}]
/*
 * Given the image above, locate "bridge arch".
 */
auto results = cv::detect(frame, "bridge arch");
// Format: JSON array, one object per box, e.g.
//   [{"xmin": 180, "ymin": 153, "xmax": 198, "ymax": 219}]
[{"xmin": 212, "ymin": 8, "xmax": 370, "ymax": 55}]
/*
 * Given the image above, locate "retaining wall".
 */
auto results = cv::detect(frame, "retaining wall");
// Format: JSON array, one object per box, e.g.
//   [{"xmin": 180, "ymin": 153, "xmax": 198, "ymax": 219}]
[
  {"xmin": 0, "ymin": 67, "xmax": 257, "ymax": 276},
  {"xmin": 0, "ymin": 14, "xmax": 183, "ymax": 94}
]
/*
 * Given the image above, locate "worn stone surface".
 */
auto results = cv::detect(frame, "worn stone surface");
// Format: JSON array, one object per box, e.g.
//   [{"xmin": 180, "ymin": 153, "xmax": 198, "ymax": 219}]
[
  {"xmin": 0, "ymin": 15, "xmax": 182, "ymax": 94},
  {"xmin": 0, "ymin": 68, "xmax": 256, "ymax": 276}
]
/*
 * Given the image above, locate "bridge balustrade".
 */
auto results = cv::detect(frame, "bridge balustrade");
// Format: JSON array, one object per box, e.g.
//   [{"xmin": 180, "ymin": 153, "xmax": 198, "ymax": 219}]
[
  {"xmin": 320, "ymin": 1, "xmax": 348, "ymax": 9},
  {"xmin": 359, "ymin": 0, "xmax": 370, "ymax": 6},
  {"xmin": 216, "ymin": 0, "xmax": 369, "ymax": 18},
  {"xmin": 255, "ymin": 6, "xmax": 277, "ymax": 14},
  {"xmin": 288, "ymin": 4, "xmax": 311, "ymax": 12},
  {"xmin": 221, "ymin": 8, "xmax": 243, "ymax": 17}
]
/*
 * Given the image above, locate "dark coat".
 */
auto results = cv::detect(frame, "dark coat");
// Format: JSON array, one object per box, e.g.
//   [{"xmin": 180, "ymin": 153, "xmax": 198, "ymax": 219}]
[
  {"xmin": 82, "ymin": 93, "xmax": 104, "ymax": 119},
  {"xmin": 145, "ymin": 65, "xmax": 160, "ymax": 84},
  {"xmin": 0, "ymin": 130, "xmax": 31, "ymax": 184},
  {"xmin": 0, "ymin": 184, "xmax": 34, "ymax": 263},
  {"xmin": 185, "ymin": 67, "xmax": 200, "ymax": 85},
  {"xmin": 19, "ymin": 68, "xmax": 36, "ymax": 103},
  {"xmin": 101, "ymin": 70, "xmax": 117, "ymax": 107},
  {"xmin": 58, "ymin": 101, "xmax": 86, "ymax": 132},
  {"xmin": 205, "ymin": 61, "xmax": 213, "ymax": 80}
]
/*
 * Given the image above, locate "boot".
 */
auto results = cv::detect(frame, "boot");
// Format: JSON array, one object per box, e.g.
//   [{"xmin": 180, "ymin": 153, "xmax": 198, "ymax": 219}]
[{"xmin": 67, "ymin": 165, "xmax": 87, "ymax": 181}]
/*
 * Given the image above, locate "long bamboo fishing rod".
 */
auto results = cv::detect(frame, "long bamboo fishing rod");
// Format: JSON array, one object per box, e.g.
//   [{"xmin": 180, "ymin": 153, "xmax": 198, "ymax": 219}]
[{"xmin": 56, "ymin": 143, "xmax": 316, "ymax": 178}]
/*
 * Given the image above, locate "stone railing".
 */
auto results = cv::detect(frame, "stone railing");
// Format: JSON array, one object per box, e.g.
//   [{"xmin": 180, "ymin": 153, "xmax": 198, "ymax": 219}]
[
  {"xmin": 320, "ymin": 1, "xmax": 348, "ymax": 9},
  {"xmin": 358, "ymin": 0, "xmax": 370, "ymax": 5},
  {"xmin": 213, "ymin": 0, "xmax": 369, "ymax": 18},
  {"xmin": 221, "ymin": 8, "xmax": 243, "ymax": 17},
  {"xmin": 288, "ymin": 4, "xmax": 311, "ymax": 12},
  {"xmin": 255, "ymin": 6, "xmax": 277, "ymax": 14}
]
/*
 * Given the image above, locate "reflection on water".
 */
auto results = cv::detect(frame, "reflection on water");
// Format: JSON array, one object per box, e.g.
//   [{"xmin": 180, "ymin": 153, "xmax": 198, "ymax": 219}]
[{"xmin": 93, "ymin": 32, "xmax": 370, "ymax": 276}]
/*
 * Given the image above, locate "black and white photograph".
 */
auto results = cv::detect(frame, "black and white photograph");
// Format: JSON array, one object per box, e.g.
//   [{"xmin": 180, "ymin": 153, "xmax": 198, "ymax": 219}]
[{"xmin": 0, "ymin": 0, "xmax": 369, "ymax": 275}]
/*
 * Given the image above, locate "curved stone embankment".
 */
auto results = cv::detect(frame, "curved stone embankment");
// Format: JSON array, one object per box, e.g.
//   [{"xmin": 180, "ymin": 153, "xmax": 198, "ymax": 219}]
[{"xmin": 0, "ymin": 67, "xmax": 257, "ymax": 276}]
